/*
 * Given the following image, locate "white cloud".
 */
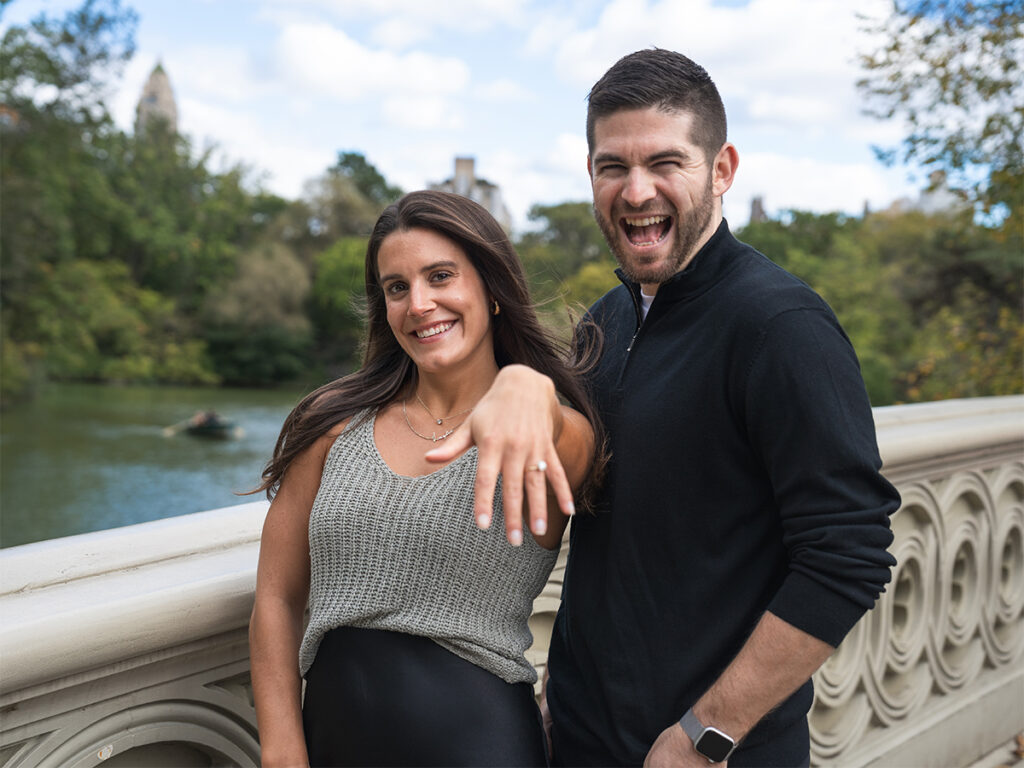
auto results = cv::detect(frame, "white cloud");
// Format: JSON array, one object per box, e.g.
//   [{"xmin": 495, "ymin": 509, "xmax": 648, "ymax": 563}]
[
  {"xmin": 523, "ymin": 12, "xmax": 579, "ymax": 57},
  {"xmin": 264, "ymin": 0, "xmax": 531, "ymax": 38},
  {"xmin": 381, "ymin": 96, "xmax": 464, "ymax": 131},
  {"xmin": 747, "ymin": 94, "xmax": 837, "ymax": 126},
  {"xmin": 370, "ymin": 17, "xmax": 429, "ymax": 49},
  {"xmin": 275, "ymin": 22, "xmax": 470, "ymax": 101},
  {"xmin": 474, "ymin": 78, "xmax": 534, "ymax": 103},
  {"xmin": 170, "ymin": 45, "xmax": 270, "ymax": 104},
  {"xmin": 177, "ymin": 97, "xmax": 335, "ymax": 196}
]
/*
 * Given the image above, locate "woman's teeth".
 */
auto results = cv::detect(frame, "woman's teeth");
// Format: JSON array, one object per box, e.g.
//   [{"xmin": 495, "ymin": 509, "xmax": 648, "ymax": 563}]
[{"xmin": 416, "ymin": 322, "xmax": 453, "ymax": 338}]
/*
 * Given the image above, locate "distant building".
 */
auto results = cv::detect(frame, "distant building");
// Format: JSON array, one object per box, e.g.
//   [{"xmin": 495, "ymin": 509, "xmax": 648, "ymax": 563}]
[
  {"xmin": 135, "ymin": 63, "xmax": 178, "ymax": 135},
  {"xmin": 749, "ymin": 195, "xmax": 768, "ymax": 224},
  {"xmin": 429, "ymin": 157, "xmax": 512, "ymax": 231},
  {"xmin": 885, "ymin": 170, "xmax": 968, "ymax": 216}
]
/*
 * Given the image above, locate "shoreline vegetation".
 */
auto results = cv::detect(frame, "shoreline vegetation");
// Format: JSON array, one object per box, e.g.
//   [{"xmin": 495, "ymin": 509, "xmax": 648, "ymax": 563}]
[{"xmin": 2, "ymin": 1, "xmax": 1020, "ymax": 409}]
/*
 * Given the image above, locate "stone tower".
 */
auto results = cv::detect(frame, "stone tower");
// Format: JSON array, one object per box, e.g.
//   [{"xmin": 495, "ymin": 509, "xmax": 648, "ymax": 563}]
[
  {"xmin": 429, "ymin": 157, "xmax": 513, "ymax": 232},
  {"xmin": 135, "ymin": 63, "xmax": 178, "ymax": 135}
]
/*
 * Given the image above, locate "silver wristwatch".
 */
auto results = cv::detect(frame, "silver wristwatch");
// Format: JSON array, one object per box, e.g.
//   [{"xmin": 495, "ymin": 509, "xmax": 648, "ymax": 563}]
[{"xmin": 679, "ymin": 707, "xmax": 737, "ymax": 763}]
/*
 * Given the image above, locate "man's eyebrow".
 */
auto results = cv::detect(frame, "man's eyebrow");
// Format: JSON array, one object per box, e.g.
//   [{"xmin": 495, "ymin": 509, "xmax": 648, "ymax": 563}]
[
  {"xmin": 591, "ymin": 151, "xmax": 625, "ymax": 166},
  {"xmin": 592, "ymin": 149, "xmax": 692, "ymax": 166},
  {"xmin": 650, "ymin": 149, "xmax": 691, "ymax": 163},
  {"xmin": 379, "ymin": 260, "xmax": 459, "ymax": 284}
]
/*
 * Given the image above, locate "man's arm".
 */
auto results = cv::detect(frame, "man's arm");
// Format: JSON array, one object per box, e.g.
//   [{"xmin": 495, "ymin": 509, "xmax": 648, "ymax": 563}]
[
  {"xmin": 644, "ymin": 612, "xmax": 833, "ymax": 767},
  {"xmin": 646, "ymin": 309, "xmax": 898, "ymax": 766},
  {"xmin": 426, "ymin": 364, "xmax": 573, "ymax": 546}
]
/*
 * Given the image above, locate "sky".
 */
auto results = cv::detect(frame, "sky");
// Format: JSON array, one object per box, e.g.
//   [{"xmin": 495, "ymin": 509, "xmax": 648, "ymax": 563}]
[{"xmin": 6, "ymin": 0, "xmax": 930, "ymax": 232}]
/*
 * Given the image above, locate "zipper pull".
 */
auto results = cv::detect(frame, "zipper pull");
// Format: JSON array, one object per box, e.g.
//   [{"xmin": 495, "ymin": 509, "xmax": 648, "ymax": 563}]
[{"xmin": 626, "ymin": 328, "xmax": 640, "ymax": 353}]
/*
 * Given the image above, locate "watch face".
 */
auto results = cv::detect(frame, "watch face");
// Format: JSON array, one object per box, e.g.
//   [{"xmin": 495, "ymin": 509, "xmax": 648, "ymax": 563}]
[{"xmin": 695, "ymin": 728, "xmax": 734, "ymax": 763}]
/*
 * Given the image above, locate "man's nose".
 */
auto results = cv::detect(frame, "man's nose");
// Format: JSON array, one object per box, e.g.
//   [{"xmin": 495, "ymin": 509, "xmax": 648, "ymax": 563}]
[{"xmin": 621, "ymin": 168, "xmax": 657, "ymax": 207}]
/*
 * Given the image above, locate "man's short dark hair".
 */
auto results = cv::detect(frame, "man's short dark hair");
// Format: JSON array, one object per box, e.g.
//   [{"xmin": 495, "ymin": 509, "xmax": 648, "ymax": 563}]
[{"xmin": 586, "ymin": 48, "xmax": 727, "ymax": 161}]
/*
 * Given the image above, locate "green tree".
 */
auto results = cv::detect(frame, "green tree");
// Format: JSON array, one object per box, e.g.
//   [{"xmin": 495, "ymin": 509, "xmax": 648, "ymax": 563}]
[
  {"xmin": 21, "ymin": 259, "xmax": 217, "ymax": 384},
  {"xmin": 560, "ymin": 260, "xmax": 621, "ymax": 310},
  {"xmin": 200, "ymin": 242, "xmax": 313, "ymax": 385},
  {"xmin": 0, "ymin": 0, "xmax": 137, "ymax": 125},
  {"xmin": 330, "ymin": 151, "xmax": 403, "ymax": 208},
  {"xmin": 516, "ymin": 202, "xmax": 611, "ymax": 301},
  {"xmin": 858, "ymin": 0, "xmax": 1024, "ymax": 217},
  {"xmin": 312, "ymin": 236, "xmax": 369, "ymax": 374}
]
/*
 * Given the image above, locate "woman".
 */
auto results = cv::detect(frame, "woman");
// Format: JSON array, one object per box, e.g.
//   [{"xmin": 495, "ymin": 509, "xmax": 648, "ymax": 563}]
[{"xmin": 248, "ymin": 190, "xmax": 602, "ymax": 767}]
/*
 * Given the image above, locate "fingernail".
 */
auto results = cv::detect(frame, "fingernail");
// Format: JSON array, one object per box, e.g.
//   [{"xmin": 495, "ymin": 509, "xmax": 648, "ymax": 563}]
[
  {"xmin": 509, "ymin": 529, "xmax": 523, "ymax": 547},
  {"xmin": 533, "ymin": 518, "xmax": 547, "ymax": 535},
  {"xmin": 477, "ymin": 513, "xmax": 491, "ymax": 529},
  {"xmin": 565, "ymin": 502, "xmax": 576, "ymax": 516}
]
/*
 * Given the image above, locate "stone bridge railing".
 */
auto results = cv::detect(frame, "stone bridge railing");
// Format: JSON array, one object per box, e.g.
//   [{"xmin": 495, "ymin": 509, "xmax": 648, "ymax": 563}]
[{"xmin": 1, "ymin": 396, "xmax": 1021, "ymax": 767}]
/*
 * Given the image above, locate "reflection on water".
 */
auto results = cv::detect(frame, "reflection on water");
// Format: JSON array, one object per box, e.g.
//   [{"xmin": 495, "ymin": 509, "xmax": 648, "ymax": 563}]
[{"xmin": 0, "ymin": 383, "xmax": 307, "ymax": 548}]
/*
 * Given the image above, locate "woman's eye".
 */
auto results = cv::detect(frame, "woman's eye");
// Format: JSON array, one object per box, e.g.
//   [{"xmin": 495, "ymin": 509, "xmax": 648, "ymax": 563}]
[
  {"xmin": 431, "ymin": 271, "xmax": 453, "ymax": 282},
  {"xmin": 386, "ymin": 282, "xmax": 407, "ymax": 294}
]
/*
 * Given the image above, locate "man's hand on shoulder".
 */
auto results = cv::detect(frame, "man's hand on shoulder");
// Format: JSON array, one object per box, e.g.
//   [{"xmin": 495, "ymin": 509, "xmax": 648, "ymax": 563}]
[
  {"xmin": 644, "ymin": 723, "xmax": 719, "ymax": 768},
  {"xmin": 425, "ymin": 364, "xmax": 574, "ymax": 546}
]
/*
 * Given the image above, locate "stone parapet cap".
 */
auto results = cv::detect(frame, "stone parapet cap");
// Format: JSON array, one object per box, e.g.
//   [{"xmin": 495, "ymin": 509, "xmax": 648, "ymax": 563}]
[
  {"xmin": 1, "ymin": 501, "xmax": 268, "ymax": 594},
  {"xmin": 873, "ymin": 396, "xmax": 1023, "ymax": 469},
  {"xmin": 0, "ymin": 502, "xmax": 269, "ymax": 695}
]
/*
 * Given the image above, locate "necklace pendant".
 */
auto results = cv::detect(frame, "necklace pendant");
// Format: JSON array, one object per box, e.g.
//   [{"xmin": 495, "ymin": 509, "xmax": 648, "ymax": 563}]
[{"xmin": 436, "ymin": 419, "xmax": 443, "ymax": 425}]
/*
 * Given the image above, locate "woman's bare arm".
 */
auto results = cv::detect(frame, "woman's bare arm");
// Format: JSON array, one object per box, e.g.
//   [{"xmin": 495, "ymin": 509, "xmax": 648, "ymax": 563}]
[{"xmin": 249, "ymin": 428, "xmax": 341, "ymax": 768}]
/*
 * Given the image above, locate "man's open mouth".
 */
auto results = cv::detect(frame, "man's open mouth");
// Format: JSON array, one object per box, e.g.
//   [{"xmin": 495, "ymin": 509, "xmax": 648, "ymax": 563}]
[{"xmin": 622, "ymin": 215, "xmax": 672, "ymax": 246}]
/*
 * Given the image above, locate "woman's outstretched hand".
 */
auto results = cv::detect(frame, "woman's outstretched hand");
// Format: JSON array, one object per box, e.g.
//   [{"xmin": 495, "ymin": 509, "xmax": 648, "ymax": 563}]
[{"xmin": 425, "ymin": 365, "xmax": 574, "ymax": 546}]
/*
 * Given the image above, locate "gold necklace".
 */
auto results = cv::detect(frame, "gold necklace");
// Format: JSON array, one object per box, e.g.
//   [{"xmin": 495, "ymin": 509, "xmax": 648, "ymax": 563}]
[
  {"xmin": 416, "ymin": 392, "xmax": 475, "ymax": 425},
  {"xmin": 402, "ymin": 399, "xmax": 471, "ymax": 442}
]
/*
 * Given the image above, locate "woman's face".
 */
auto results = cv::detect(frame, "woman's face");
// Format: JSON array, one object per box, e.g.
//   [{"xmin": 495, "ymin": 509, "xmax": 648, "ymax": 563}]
[{"xmin": 376, "ymin": 227, "xmax": 496, "ymax": 377}]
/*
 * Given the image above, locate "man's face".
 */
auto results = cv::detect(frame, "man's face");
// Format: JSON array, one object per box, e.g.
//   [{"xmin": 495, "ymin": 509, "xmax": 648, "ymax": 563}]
[{"xmin": 589, "ymin": 107, "xmax": 719, "ymax": 290}]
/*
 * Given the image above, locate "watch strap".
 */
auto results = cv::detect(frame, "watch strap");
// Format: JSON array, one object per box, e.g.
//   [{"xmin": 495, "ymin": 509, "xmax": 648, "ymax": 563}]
[{"xmin": 679, "ymin": 707, "xmax": 704, "ymax": 743}]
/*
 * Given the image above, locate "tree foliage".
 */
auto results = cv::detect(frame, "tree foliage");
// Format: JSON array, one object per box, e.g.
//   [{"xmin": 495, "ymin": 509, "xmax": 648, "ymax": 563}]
[
  {"xmin": 331, "ymin": 151, "xmax": 403, "ymax": 208},
  {"xmin": 0, "ymin": 0, "xmax": 137, "ymax": 124},
  {"xmin": 858, "ymin": 0, "xmax": 1024, "ymax": 217},
  {"xmin": 741, "ymin": 208, "xmax": 1022, "ymax": 405}
]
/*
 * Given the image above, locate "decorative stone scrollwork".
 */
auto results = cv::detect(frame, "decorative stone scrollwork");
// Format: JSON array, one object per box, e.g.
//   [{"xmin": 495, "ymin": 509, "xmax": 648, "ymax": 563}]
[
  {"xmin": 808, "ymin": 457, "xmax": 1024, "ymax": 766},
  {"xmin": 982, "ymin": 467, "xmax": 1024, "ymax": 667},
  {"xmin": 2, "ymin": 701, "xmax": 259, "ymax": 768}
]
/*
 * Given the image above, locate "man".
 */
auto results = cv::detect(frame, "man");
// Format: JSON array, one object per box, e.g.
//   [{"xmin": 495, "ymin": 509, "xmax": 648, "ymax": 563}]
[{"xmin": 429, "ymin": 48, "xmax": 899, "ymax": 767}]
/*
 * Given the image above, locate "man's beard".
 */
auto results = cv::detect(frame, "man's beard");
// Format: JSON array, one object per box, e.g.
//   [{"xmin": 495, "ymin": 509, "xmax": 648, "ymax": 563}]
[{"xmin": 594, "ymin": 174, "xmax": 715, "ymax": 286}]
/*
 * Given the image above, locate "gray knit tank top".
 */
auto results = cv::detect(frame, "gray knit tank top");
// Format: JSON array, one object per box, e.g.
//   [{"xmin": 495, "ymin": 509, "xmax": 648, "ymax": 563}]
[{"xmin": 299, "ymin": 410, "xmax": 558, "ymax": 685}]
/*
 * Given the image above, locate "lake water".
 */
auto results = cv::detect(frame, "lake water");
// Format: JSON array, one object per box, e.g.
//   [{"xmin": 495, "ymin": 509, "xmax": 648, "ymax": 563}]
[{"xmin": 0, "ymin": 383, "xmax": 309, "ymax": 548}]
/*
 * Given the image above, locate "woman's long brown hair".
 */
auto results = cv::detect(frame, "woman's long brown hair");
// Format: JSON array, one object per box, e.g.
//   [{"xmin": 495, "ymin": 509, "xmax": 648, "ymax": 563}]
[{"xmin": 253, "ymin": 189, "xmax": 605, "ymax": 503}]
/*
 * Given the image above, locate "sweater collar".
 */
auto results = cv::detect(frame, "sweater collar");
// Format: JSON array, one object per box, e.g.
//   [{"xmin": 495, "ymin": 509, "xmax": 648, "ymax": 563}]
[{"xmin": 615, "ymin": 219, "xmax": 737, "ymax": 308}]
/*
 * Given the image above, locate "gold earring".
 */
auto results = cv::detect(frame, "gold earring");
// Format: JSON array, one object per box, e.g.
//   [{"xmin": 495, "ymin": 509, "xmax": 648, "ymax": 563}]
[{"xmin": 493, "ymin": 301, "xmax": 501, "ymax": 316}]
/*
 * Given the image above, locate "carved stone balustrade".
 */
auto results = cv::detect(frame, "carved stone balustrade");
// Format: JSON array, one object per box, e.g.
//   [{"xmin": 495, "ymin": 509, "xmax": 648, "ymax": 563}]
[{"xmin": 1, "ymin": 396, "xmax": 1021, "ymax": 767}]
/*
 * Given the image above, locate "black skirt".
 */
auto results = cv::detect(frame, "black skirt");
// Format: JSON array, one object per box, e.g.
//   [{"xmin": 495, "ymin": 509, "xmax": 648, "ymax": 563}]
[{"xmin": 303, "ymin": 626, "xmax": 549, "ymax": 767}]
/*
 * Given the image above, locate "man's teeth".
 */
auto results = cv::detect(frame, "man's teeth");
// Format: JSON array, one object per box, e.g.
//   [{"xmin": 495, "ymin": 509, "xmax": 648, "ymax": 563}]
[
  {"xmin": 416, "ymin": 322, "xmax": 453, "ymax": 338},
  {"xmin": 624, "ymin": 215, "xmax": 667, "ymax": 227}
]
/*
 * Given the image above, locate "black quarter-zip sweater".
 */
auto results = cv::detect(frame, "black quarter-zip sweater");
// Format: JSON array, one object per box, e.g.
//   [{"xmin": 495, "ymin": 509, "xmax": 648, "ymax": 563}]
[{"xmin": 547, "ymin": 221, "xmax": 900, "ymax": 766}]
